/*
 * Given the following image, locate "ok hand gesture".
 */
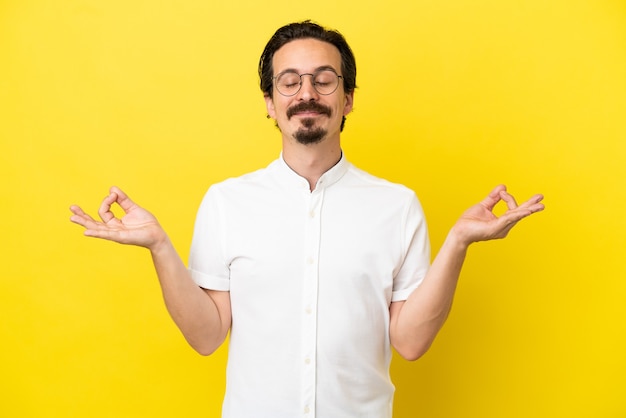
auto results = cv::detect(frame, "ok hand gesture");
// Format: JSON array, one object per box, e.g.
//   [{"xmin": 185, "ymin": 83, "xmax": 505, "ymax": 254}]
[
  {"xmin": 452, "ymin": 185, "xmax": 545, "ymax": 246},
  {"xmin": 70, "ymin": 187, "xmax": 166, "ymax": 250}
]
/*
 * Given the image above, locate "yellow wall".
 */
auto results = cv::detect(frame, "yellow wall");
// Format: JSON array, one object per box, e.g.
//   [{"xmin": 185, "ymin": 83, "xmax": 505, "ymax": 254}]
[{"xmin": 1, "ymin": 1, "xmax": 625, "ymax": 417}]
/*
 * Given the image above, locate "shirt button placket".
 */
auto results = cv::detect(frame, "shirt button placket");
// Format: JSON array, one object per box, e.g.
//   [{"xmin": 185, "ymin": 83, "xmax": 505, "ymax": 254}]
[{"xmin": 301, "ymin": 188, "xmax": 323, "ymax": 417}]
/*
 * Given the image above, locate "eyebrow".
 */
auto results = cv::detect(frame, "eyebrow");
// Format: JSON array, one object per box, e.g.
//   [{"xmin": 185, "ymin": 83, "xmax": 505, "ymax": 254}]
[{"xmin": 277, "ymin": 65, "xmax": 339, "ymax": 75}]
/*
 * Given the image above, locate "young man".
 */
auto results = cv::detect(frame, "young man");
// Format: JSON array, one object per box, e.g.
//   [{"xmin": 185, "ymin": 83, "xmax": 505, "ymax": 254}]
[{"xmin": 70, "ymin": 21, "xmax": 544, "ymax": 418}]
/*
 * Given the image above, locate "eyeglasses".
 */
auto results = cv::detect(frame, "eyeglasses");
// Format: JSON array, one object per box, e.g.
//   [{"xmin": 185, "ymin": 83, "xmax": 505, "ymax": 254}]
[{"xmin": 273, "ymin": 69, "xmax": 343, "ymax": 97}]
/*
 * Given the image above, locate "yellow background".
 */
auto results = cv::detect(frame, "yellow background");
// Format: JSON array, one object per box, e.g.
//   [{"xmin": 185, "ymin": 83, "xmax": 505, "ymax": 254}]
[{"xmin": 1, "ymin": 0, "xmax": 625, "ymax": 417}]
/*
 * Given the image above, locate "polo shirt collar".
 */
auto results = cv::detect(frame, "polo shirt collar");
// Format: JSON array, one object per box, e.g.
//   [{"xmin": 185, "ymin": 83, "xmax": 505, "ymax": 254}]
[{"xmin": 273, "ymin": 152, "xmax": 350, "ymax": 191}]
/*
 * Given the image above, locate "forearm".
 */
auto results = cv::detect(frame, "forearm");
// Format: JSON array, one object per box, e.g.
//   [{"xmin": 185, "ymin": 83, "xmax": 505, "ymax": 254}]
[
  {"xmin": 390, "ymin": 186, "xmax": 544, "ymax": 360},
  {"xmin": 391, "ymin": 227, "xmax": 469, "ymax": 360},
  {"xmin": 69, "ymin": 188, "xmax": 230, "ymax": 354},
  {"xmin": 149, "ymin": 233, "xmax": 229, "ymax": 355}
]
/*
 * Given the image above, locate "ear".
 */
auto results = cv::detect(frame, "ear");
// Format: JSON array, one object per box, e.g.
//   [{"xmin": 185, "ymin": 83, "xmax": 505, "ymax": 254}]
[
  {"xmin": 343, "ymin": 90, "xmax": 354, "ymax": 116},
  {"xmin": 264, "ymin": 93, "xmax": 276, "ymax": 119}
]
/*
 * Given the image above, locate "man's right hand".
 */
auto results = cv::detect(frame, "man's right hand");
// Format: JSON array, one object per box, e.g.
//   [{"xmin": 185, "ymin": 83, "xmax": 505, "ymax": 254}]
[{"xmin": 70, "ymin": 186, "xmax": 165, "ymax": 250}]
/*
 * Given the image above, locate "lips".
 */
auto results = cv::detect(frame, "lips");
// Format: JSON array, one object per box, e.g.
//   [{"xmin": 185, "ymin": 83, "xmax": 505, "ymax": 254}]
[{"xmin": 287, "ymin": 102, "xmax": 332, "ymax": 119}]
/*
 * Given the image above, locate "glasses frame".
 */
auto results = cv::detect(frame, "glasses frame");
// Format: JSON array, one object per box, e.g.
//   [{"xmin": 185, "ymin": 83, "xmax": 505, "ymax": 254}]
[{"xmin": 273, "ymin": 69, "xmax": 344, "ymax": 97}]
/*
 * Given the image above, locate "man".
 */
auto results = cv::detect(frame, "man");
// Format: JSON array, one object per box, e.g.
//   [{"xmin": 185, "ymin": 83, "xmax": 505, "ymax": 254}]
[{"xmin": 70, "ymin": 21, "xmax": 544, "ymax": 418}]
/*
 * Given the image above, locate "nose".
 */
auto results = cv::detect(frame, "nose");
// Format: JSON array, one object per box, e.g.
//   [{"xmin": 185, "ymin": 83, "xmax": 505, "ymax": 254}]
[{"xmin": 296, "ymin": 74, "xmax": 319, "ymax": 101}]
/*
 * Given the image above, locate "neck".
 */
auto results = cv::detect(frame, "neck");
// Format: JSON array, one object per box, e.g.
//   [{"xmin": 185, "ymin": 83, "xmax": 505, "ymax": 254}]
[{"xmin": 282, "ymin": 136, "xmax": 342, "ymax": 191}]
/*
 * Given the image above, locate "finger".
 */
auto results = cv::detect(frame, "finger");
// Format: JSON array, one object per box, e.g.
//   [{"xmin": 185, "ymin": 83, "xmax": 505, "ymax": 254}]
[
  {"xmin": 499, "ymin": 190, "xmax": 519, "ymax": 211},
  {"xmin": 82, "ymin": 225, "xmax": 123, "ymax": 241},
  {"xmin": 517, "ymin": 193, "xmax": 545, "ymax": 213},
  {"xmin": 480, "ymin": 185, "xmax": 507, "ymax": 211},
  {"xmin": 109, "ymin": 186, "xmax": 138, "ymax": 213},
  {"xmin": 70, "ymin": 203, "xmax": 127, "ymax": 243},
  {"xmin": 74, "ymin": 212, "xmax": 125, "ymax": 241},
  {"xmin": 71, "ymin": 214, "xmax": 104, "ymax": 233},
  {"xmin": 500, "ymin": 202, "xmax": 540, "ymax": 224},
  {"xmin": 98, "ymin": 192, "xmax": 119, "ymax": 224},
  {"xmin": 69, "ymin": 204, "xmax": 86, "ymax": 216},
  {"xmin": 527, "ymin": 193, "xmax": 544, "ymax": 206},
  {"xmin": 69, "ymin": 205, "xmax": 99, "ymax": 228}
]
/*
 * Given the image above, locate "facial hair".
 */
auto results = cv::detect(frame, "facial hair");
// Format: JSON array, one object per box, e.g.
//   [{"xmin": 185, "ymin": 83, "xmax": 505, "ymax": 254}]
[
  {"xmin": 287, "ymin": 102, "xmax": 332, "ymax": 145},
  {"xmin": 294, "ymin": 118, "xmax": 327, "ymax": 145}
]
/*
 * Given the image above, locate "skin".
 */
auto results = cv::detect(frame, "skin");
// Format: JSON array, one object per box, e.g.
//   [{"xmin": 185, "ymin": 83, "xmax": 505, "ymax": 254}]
[
  {"xmin": 70, "ymin": 187, "xmax": 231, "ymax": 355},
  {"xmin": 265, "ymin": 38, "xmax": 353, "ymax": 190},
  {"xmin": 69, "ymin": 38, "xmax": 545, "ymax": 360}
]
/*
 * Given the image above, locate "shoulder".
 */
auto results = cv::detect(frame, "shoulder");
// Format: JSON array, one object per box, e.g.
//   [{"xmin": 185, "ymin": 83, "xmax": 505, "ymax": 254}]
[
  {"xmin": 343, "ymin": 163, "xmax": 417, "ymax": 200},
  {"xmin": 204, "ymin": 159, "xmax": 280, "ymax": 197},
  {"xmin": 327, "ymin": 162, "xmax": 425, "ymax": 222}
]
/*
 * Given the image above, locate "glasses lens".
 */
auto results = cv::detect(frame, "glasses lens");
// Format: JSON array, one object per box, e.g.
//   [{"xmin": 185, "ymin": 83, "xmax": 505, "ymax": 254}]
[
  {"xmin": 274, "ymin": 70, "xmax": 340, "ymax": 96},
  {"xmin": 276, "ymin": 72, "xmax": 301, "ymax": 96},
  {"xmin": 313, "ymin": 70, "xmax": 339, "ymax": 95}
]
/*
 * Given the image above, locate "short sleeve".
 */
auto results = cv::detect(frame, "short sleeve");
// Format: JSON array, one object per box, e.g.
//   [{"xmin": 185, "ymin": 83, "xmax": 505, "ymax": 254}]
[
  {"xmin": 188, "ymin": 186, "xmax": 231, "ymax": 291},
  {"xmin": 391, "ymin": 193, "xmax": 431, "ymax": 301}
]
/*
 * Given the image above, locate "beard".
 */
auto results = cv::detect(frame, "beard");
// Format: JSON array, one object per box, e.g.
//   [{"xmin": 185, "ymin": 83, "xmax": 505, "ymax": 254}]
[
  {"xmin": 287, "ymin": 102, "xmax": 332, "ymax": 145},
  {"xmin": 294, "ymin": 117, "xmax": 327, "ymax": 145}
]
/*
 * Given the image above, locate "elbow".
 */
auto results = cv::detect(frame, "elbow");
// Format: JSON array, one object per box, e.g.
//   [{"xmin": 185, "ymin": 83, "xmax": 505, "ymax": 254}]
[
  {"xmin": 395, "ymin": 345, "xmax": 429, "ymax": 362},
  {"xmin": 187, "ymin": 334, "xmax": 226, "ymax": 357},
  {"xmin": 392, "ymin": 338, "xmax": 434, "ymax": 362},
  {"xmin": 194, "ymin": 345, "xmax": 217, "ymax": 357}
]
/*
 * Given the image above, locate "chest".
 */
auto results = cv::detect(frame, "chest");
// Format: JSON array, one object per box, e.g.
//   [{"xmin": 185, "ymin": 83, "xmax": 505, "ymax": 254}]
[{"xmin": 221, "ymin": 187, "xmax": 406, "ymax": 301}]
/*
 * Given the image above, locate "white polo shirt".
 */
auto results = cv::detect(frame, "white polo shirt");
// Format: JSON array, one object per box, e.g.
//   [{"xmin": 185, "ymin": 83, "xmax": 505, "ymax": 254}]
[{"xmin": 189, "ymin": 154, "xmax": 430, "ymax": 418}]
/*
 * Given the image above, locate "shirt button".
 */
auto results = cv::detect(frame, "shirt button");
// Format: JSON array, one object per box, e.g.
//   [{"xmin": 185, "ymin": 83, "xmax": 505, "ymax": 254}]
[
  {"xmin": 305, "ymin": 306, "xmax": 312, "ymax": 314},
  {"xmin": 304, "ymin": 357, "xmax": 311, "ymax": 365},
  {"xmin": 307, "ymin": 257, "xmax": 314, "ymax": 265},
  {"xmin": 309, "ymin": 210, "xmax": 315, "ymax": 218},
  {"xmin": 304, "ymin": 406, "xmax": 310, "ymax": 414}
]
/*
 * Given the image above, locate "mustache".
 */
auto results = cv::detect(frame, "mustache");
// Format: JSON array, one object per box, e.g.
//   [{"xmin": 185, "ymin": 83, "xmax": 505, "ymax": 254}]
[{"xmin": 286, "ymin": 102, "xmax": 332, "ymax": 119}]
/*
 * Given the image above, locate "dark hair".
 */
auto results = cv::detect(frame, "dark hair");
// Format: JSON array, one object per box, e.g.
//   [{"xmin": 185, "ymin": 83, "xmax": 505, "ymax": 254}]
[{"xmin": 259, "ymin": 20, "xmax": 357, "ymax": 98}]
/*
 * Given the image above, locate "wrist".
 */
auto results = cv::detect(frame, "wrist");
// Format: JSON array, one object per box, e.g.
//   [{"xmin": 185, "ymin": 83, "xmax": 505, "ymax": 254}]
[
  {"xmin": 446, "ymin": 224, "xmax": 472, "ymax": 252},
  {"xmin": 147, "ymin": 228, "xmax": 171, "ymax": 255}
]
